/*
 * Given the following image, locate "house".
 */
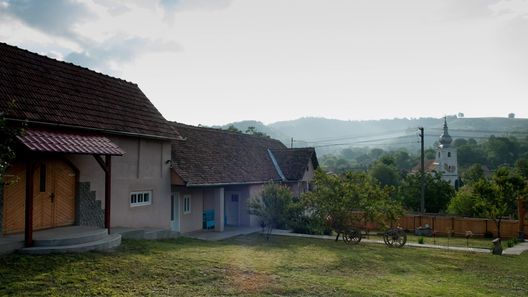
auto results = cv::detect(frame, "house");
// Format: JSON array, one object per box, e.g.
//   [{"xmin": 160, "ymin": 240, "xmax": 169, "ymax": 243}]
[
  {"xmin": 0, "ymin": 42, "xmax": 181, "ymax": 252},
  {"xmin": 169, "ymin": 123, "xmax": 318, "ymax": 234}
]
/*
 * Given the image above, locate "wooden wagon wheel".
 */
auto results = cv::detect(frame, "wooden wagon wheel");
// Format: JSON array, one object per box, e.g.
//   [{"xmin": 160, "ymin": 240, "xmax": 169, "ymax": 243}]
[
  {"xmin": 383, "ymin": 229, "xmax": 407, "ymax": 248},
  {"xmin": 343, "ymin": 229, "xmax": 362, "ymax": 245}
]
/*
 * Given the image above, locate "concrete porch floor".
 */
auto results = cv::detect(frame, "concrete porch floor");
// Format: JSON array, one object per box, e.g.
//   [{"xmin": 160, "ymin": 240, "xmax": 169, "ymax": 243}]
[
  {"xmin": 0, "ymin": 226, "xmax": 110, "ymax": 255},
  {"xmin": 183, "ymin": 226, "xmax": 261, "ymax": 241}
]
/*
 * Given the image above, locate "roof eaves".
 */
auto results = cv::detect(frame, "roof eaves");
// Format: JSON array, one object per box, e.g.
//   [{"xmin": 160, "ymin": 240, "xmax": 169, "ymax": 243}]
[
  {"xmin": 8, "ymin": 118, "xmax": 181, "ymax": 141},
  {"xmin": 186, "ymin": 179, "xmax": 281, "ymax": 187}
]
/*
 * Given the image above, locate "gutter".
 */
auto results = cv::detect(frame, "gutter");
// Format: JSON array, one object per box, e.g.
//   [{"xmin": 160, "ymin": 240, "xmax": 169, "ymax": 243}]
[{"xmin": 185, "ymin": 179, "xmax": 283, "ymax": 187}]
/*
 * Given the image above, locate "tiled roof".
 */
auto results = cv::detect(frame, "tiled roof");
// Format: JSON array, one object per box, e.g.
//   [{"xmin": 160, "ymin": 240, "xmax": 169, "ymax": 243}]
[
  {"xmin": 411, "ymin": 159, "xmax": 437, "ymax": 173},
  {"xmin": 0, "ymin": 42, "xmax": 180, "ymax": 140},
  {"xmin": 270, "ymin": 148, "xmax": 319, "ymax": 181},
  {"xmin": 18, "ymin": 128, "xmax": 125, "ymax": 156},
  {"xmin": 170, "ymin": 123, "xmax": 289, "ymax": 186}
]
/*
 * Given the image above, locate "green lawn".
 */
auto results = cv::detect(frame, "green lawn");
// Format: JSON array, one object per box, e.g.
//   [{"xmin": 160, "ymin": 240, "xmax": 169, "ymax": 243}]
[{"xmin": 1, "ymin": 234, "xmax": 527, "ymax": 296}]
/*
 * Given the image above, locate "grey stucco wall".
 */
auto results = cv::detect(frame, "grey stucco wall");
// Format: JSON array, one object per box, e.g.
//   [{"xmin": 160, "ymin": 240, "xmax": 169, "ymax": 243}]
[
  {"xmin": 78, "ymin": 182, "xmax": 104, "ymax": 228},
  {"xmin": 68, "ymin": 136, "xmax": 172, "ymax": 229}
]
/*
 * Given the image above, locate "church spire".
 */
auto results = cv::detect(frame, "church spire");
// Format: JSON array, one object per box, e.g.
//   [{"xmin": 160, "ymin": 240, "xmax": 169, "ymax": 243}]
[{"xmin": 439, "ymin": 117, "xmax": 452, "ymax": 147}]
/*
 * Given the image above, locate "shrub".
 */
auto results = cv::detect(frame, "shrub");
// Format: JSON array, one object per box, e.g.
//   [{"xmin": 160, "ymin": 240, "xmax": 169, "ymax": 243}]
[{"xmin": 418, "ymin": 236, "xmax": 425, "ymax": 244}]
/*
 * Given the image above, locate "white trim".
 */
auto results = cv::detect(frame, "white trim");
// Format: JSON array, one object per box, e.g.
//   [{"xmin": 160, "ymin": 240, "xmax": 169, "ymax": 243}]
[{"xmin": 130, "ymin": 190, "xmax": 153, "ymax": 207}]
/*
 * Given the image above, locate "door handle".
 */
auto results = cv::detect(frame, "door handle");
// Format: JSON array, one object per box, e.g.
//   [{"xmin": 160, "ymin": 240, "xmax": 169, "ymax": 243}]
[{"xmin": 50, "ymin": 192, "xmax": 55, "ymax": 203}]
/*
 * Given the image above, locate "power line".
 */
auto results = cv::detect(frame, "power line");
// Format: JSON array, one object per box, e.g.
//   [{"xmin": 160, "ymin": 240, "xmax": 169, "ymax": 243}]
[
  {"xmin": 315, "ymin": 140, "xmax": 419, "ymax": 148},
  {"xmin": 297, "ymin": 128, "xmax": 409, "ymax": 143}
]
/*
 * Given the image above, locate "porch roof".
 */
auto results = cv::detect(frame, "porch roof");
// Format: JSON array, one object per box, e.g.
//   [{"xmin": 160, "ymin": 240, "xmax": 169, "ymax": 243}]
[{"xmin": 17, "ymin": 129, "xmax": 125, "ymax": 156}]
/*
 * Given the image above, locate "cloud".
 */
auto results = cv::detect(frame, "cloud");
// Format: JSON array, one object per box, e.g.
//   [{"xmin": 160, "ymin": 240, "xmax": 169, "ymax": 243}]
[
  {"xmin": 159, "ymin": 0, "xmax": 232, "ymax": 11},
  {"xmin": 65, "ymin": 35, "xmax": 182, "ymax": 74},
  {"xmin": 0, "ymin": 0, "xmax": 194, "ymax": 75},
  {"xmin": 0, "ymin": 0, "xmax": 94, "ymax": 41}
]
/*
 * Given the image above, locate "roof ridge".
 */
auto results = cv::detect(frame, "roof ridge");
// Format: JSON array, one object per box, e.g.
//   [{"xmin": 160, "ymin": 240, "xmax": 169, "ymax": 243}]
[
  {"xmin": 270, "ymin": 147, "xmax": 315, "ymax": 151},
  {"xmin": 0, "ymin": 42, "xmax": 138, "ymax": 86},
  {"xmin": 169, "ymin": 121, "xmax": 285, "ymax": 143}
]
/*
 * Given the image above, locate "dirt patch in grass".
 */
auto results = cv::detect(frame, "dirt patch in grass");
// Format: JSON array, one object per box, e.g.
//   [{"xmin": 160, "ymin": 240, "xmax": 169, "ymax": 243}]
[{"xmin": 225, "ymin": 265, "xmax": 274, "ymax": 294}]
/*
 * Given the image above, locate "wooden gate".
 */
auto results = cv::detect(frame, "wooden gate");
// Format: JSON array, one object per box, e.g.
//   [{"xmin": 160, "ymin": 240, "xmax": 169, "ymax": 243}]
[{"xmin": 2, "ymin": 159, "xmax": 76, "ymax": 234}]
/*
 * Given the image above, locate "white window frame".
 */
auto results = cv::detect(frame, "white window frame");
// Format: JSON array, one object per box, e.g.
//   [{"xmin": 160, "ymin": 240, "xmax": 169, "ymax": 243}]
[
  {"xmin": 183, "ymin": 194, "xmax": 191, "ymax": 214},
  {"xmin": 130, "ymin": 190, "xmax": 153, "ymax": 207}
]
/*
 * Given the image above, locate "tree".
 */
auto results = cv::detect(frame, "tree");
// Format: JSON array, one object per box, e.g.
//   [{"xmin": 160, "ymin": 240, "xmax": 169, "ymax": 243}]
[
  {"xmin": 397, "ymin": 172, "xmax": 455, "ymax": 213},
  {"xmin": 484, "ymin": 136, "xmax": 519, "ymax": 168},
  {"xmin": 369, "ymin": 160, "xmax": 400, "ymax": 187},
  {"xmin": 225, "ymin": 125, "xmax": 242, "ymax": 133},
  {"xmin": 0, "ymin": 112, "xmax": 22, "ymax": 184},
  {"xmin": 248, "ymin": 183, "xmax": 293, "ymax": 239},
  {"xmin": 514, "ymin": 158, "xmax": 528, "ymax": 179},
  {"xmin": 462, "ymin": 164, "xmax": 485, "ymax": 185},
  {"xmin": 448, "ymin": 167, "xmax": 526, "ymax": 238},
  {"xmin": 245, "ymin": 126, "xmax": 269, "ymax": 138},
  {"xmin": 303, "ymin": 169, "xmax": 403, "ymax": 240}
]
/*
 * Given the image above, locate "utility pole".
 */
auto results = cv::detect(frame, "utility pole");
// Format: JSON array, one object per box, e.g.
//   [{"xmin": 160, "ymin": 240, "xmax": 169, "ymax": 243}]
[
  {"xmin": 291, "ymin": 137, "xmax": 294, "ymax": 149},
  {"xmin": 419, "ymin": 127, "xmax": 425, "ymax": 213}
]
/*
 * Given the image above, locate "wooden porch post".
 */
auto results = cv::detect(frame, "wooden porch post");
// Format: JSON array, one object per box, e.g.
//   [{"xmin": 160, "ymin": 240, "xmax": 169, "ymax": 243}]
[
  {"xmin": 519, "ymin": 198, "xmax": 526, "ymax": 241},
  {"xmin": 24, "ymin": 158, "xmax": 35, "ymax": 247},
  {"xmin": 94, "ymin": 155, "xmax": 112, "ymax": 233}
]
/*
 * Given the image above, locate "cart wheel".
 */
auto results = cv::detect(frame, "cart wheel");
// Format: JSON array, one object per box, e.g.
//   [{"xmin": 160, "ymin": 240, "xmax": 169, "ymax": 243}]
[
  {"xmin": 343, "ymin": 230, "xmax": 362, "ymax": 245},
  {"xmin": 383, "ymin": 229, "xmax": 407, "ymax": 248}
]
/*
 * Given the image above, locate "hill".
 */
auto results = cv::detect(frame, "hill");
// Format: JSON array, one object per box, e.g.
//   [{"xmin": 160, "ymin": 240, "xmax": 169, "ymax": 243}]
[{"xmin": 218, "ymin": 116, "xmax": 528, "ymax": 155}]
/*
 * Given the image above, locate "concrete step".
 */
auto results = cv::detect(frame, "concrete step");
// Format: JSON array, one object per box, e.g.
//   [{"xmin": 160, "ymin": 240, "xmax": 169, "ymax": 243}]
[
  {"xmin": 111, "ymin": 228, "xmax": 146, "ymax": 240},
  {"xmin": 111, "ymin": 227, "xmax": 178, "ymax": 240},
  {"xmin": 0, "ymin": 239, "xmax": 24, "ymax": 255},
  {"xmin": 19, "ymin": 234, "xmax": 121, "ymax": 255},
  {"xmin": 143, "ymin": 229, "xmax": 178, "ymax": 240},
  {"xmin": 33, "ymin": 228, "xmax": 109, "ymax": 247}
]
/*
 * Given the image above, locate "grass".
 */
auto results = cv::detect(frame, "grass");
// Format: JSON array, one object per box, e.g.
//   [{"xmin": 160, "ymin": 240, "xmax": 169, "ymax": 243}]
[{"xmin": 0, "ymin": 234, "xmax": 527, "ymax": 296}]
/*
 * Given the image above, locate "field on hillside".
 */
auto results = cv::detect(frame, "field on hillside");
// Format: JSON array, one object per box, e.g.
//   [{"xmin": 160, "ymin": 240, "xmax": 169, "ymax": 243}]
[{"xmin": 1, "ymin": 234, "xmax": 527, "ymax": 296}]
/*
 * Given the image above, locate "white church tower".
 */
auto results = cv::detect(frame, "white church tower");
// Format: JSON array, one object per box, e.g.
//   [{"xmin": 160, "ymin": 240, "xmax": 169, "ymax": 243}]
[{"xmin": 434, "ymin": 118, "xmax": 459, "ymax": 187}]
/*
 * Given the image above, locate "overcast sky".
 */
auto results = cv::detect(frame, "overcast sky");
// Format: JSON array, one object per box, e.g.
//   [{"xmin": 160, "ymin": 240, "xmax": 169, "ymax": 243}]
[{"xmin": 1, "ymin": 0, "xmax": 527, "ymax": 126}]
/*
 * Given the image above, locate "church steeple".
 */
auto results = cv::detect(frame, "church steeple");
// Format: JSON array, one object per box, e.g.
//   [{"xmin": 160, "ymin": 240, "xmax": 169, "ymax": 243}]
[
  {"xmin": 434, "ymin": 117, "xmax": 458, "ymax": 187},
  {"xmin": 439, "ymin": 117, "xmax": 452, "ymax": 147}
]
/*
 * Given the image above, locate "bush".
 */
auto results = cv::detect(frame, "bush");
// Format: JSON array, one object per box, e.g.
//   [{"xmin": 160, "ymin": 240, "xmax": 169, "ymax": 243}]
[
  {"xmin": 507, "ymin": 238, "xmax": 519, "ymax": 248},
  {"xmin": 418, "ymin": 236, "xmax": 425, "ymax": 244},
  {"xmin": 248, "ymin": 182, "xmax": 294, "ymax": 239},
  {"xmin": 484, "ymin": 231, "xmax": 494, "ymax": 239},
  {"xmin": 288, "ymin": 197, "xmax": 331, "ymax": 235}
]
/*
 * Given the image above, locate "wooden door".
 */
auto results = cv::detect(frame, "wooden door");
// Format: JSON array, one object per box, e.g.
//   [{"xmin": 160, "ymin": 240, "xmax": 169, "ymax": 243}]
[
  {"xmin": 32, "ymin": 163, "xmax": 53, "ymax": 230},
  {"xmin": 52, "ymin": 160, "xmax": 75, "ymax": 227},
  {"xmin": 2, "ymin": 159, "xmax": 76, "ymax": 235}
]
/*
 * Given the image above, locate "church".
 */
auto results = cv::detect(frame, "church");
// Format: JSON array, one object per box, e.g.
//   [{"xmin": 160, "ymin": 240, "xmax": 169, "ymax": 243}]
[{"xmin": 433, "ymin": 118, "xmax": 459, "ymax": 187}]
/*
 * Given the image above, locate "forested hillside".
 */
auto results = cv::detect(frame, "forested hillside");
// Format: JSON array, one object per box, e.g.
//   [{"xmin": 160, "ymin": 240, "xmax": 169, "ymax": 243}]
[{"xmin": 220, "ymin": 116, "xmax": 528, "ymax": 154}]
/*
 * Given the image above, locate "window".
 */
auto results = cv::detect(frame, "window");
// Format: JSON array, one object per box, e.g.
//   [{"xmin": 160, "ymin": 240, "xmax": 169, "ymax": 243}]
[
  {"xmin": 130, "ymin": 191, "xmax": 152, "ymax": 207},
  {"xmin": 448, "ymin": 152, "xmax": 451, "ymax": 158},
  {"xmin": 183, "ymin": 195, "xmax": 191, "ymax": 214}
]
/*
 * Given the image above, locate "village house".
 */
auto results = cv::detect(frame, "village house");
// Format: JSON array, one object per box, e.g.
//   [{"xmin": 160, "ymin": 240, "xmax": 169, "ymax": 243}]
[
  {"xmin": 0, "ymin": 42, "xmax": 181, "ymax": 253},
  {"xmin": 0, "ymin": 43, "xmax": 320, "ymax": 253},
  {"xmin": 169, "ymin": 123, "xmax": 318, "ymax": 234}
]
